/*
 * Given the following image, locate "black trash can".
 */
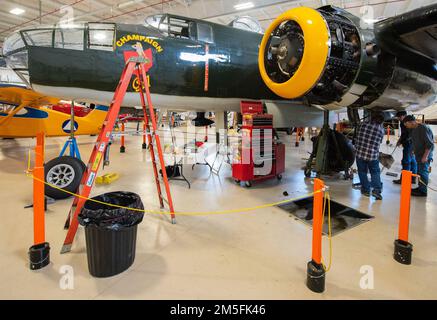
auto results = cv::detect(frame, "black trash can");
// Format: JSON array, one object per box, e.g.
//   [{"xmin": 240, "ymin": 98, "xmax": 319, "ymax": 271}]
[{"xmin": 78, "ymin": 191, "xmax": 144, "ymax": 278}]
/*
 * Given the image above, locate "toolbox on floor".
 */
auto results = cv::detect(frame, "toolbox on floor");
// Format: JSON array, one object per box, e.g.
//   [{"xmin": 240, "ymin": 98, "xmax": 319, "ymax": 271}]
[{"xmin": 232, "ymin": 101, "xmax": 285, "ymax": 187}]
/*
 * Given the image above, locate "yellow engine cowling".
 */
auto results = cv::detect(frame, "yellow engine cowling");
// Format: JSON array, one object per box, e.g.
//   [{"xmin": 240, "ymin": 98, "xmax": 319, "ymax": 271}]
[{"xmin": 258, "ymin": 7, "xmax": 331, "ymax": 99}]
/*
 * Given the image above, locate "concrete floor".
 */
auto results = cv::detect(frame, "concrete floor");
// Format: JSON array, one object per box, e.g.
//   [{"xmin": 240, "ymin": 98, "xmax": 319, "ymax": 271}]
[{"xmin": 0, "ymin": 125, "xmax": 436, "ymax": 300}]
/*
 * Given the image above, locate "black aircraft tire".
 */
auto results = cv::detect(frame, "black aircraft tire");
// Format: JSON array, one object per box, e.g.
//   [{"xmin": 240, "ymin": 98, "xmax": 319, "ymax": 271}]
[{"xmin": 44, "ymin": 156, "xmax": 86, "ymax": 200}]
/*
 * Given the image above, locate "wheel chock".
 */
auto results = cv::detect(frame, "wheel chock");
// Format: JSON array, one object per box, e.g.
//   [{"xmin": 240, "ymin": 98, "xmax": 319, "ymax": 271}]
[{"xmin": 96, "ymin": 173, "xmax": 120, "ymax": 185}]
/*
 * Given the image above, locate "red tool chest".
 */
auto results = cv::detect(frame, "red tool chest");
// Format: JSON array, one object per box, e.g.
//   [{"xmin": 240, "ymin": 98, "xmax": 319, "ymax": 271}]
[{"xmin": 232, "ymin": 101, "xmax": 285, "ymax": 187}]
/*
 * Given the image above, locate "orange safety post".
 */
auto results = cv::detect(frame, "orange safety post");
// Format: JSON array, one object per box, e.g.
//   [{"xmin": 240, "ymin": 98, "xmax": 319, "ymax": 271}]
[
  {"xmin": 171, "ymin": 114, "xmax": 175, "ymax": 128},
  {"xmin": 33, "ymin": 133, "xmax": 45, "ymax": 245},
  {"xmin": 312, "ymin": 178, "xmax": 324, "ymax": 264},
  {"xmin": 36, "ymin": 133, "xmax": 44, "ymax": 163},
  {"xmin": 142, "ymin": 121, "xmax": 148, "ymax": 149},
  {"xmin": 28, "ymin": 132, "xmax": 50, "ymax": 270},
  {"xmin": 394, "ymin": 170, "xmax": 415, "ymax": 264},
  {"xmin": 294, "ymin": 128, "xmax": 300, "ymax": 147},
  {"xmin": 386, "ymin": 126, "xmax": 391, "ymax": 145},
  {"xmin": 299, "ymin": 128, "xmax": 303, "ymax": 143},
  {"xmin": 307, "ymin": 178, "xmax": 326, "ymax": 293},
  {"xmin": 295, "ymin": 128, "xmax": 305, "ymax": 147},
  {"xmin": 205, "ymin": 125, "xmax": 208, "ymax": 142},
  {"xmin": 120, "ymin": 122, "xmax": 126, "ymax": 153},
  {"xmin": 399, "ymin": 170, "xmax": 412, "ymax": 242}
]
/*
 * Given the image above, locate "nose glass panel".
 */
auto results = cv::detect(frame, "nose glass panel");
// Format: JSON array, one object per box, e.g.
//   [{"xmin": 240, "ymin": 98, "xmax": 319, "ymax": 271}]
[
  {"xmin": 3, "ymin": 31, "xmax": 28, "ymax": 71},
  {"xmin": 3, "ymin": 32, "xmax": 26, "ymax": 56},
  {"xmin": 22, "ymin": 29, "xmax": 54, "ymax": 47}
]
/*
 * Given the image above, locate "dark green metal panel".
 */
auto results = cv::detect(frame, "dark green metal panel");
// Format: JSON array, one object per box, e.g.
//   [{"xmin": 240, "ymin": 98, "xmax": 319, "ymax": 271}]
[{"xmin": 28, "ymin": 22, "xmax": 281, "ymax": 101}]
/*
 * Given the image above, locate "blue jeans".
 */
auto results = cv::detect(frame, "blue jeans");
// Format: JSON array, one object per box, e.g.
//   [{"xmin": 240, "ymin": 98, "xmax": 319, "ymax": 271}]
[
  {"xmin": 356, "ymin": 158, "xmax": 382, "ymax": 193},
  {"xmin": 417, "ymin": 157, "xmax": 431, "ymax": 194},
  {"xmin": 401, "ymin": 143, "xmax": 417, "ymax": 174}
]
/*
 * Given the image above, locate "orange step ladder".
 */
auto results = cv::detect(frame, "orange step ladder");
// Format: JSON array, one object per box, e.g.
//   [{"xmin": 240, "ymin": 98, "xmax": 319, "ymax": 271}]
[{"xmin": 61, "ymin": 43, "xmax": 175, "ymax": 254}]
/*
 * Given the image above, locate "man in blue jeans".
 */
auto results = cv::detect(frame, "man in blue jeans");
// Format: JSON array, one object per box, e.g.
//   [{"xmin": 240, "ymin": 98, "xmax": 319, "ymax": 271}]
[
  {"xmin": 403, "ymin": 115, "xmax": 434, "ymax": 197},
  {"xmin": 354, "ymin": 112, "xmax": 385, "ymax": 200},
  {"xmin": 393, "ymin": 111, "xmax": 417, "ymax": 184}
]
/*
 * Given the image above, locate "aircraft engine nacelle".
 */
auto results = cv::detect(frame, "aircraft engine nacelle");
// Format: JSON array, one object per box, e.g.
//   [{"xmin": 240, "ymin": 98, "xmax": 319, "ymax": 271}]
[{"xmin": 259, "ymin": 6, "xmax": 376, "ymax": 106}]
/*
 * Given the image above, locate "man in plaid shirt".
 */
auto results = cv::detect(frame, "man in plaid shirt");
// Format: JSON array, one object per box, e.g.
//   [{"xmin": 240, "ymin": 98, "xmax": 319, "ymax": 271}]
[{"xmin": 355, "ymin": 112, "xmax": 385, "ymax": 200}]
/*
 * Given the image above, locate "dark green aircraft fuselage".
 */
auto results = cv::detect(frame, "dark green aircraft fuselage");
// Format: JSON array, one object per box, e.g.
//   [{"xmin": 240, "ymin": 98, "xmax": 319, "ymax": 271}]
[
  {"xmin": 27, "ymin": 20, "xmax": 282, "ymax": 102},
  {"xmin": 4, "ymin": 5, "xmax": 436, "ymax": 112}
]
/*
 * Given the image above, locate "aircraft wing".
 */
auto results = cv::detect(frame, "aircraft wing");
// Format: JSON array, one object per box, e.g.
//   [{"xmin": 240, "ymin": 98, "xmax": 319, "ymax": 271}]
[
  {"xmin": 0, "ymin": 84, "xmax": 60, "ymax": 126},
  {"xmin": 375, "ymin": 3, "xmax": 437, "ymax": 80},
  {"xmin": 0, "ymin": 84, "xmax": 59, "ymax": 107}
]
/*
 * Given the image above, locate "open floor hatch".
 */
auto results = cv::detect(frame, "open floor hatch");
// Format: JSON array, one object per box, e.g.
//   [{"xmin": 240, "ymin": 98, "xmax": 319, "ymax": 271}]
[{"xmin": 277, "ymin": 197, "xmax": 374, "ymax": 236}]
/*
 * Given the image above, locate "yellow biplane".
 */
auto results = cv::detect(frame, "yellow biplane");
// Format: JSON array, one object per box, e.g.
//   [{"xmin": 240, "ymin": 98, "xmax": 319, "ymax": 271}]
[
  {"xmin": 0, "ymin": 67, "xmax": 108, "ymax": 200},
  {"xmin": 0, "ymin": 84, "xmax": 107, "ymax": 138}
]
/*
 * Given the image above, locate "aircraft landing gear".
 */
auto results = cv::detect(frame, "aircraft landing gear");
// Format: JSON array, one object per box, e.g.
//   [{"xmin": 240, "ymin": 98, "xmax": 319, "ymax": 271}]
[
  {"xmin": 304, "ymin": 166, "xmax": 312, "ymax": 178},
  {"xmin": 46, "ymin": 101, "xmax": 86, "ymax": 200},
  {"xmin": 44, "ymin": 156, "xmax": 86, "ymax": 200},
  {"xmin": 304, "ymin": 110, "xmax": 355, "ymax": 179},
  {"xmin": 344, "ymin": 167, "xmax": 354, "ymax": 180}
]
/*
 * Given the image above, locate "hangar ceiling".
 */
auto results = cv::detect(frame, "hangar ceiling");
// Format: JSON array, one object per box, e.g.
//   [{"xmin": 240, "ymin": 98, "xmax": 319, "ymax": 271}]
[{"xmin": 0, "ymin": 0, "xmax": 434, "ymax": 50}]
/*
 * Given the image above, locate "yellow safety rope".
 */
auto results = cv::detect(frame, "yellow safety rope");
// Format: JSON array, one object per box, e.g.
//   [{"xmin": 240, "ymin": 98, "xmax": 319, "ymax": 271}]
[
  {"xmin": 419, "ymin": 178, "xmax": 437, "ymax": 193},
  {"xmin": 25, "ymin": 172, "xmax": 323, "ymax": 216},
  {"xmin": 27, "ymin": 149, "xmax": 32, "ymax": 173},
  {"xmin": 321, "ymin": 191, "xmax": 333, "ymax": 272},
  {"xmin": 25, "ymin": 148, "xmax": 334, "ymax": 267}
]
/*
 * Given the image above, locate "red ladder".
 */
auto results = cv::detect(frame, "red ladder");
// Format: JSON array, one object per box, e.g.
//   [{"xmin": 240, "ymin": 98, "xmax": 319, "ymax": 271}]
[{"xmin": 61, "ymin": 44, "xmax": 175, "ymax": 254}]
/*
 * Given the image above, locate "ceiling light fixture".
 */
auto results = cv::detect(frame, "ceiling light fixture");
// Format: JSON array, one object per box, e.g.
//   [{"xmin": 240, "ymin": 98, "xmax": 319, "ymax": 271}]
[
  {"xmin": 118, "ymin": 0, "xmax": 144, "ymax": 9},
  {"xmin": 10, "ymin": 8, "xmax": 25, "ymax": 15},
  {"xmin": 234, "ymin": 2, "xmax": 255, "ymax": 11}
]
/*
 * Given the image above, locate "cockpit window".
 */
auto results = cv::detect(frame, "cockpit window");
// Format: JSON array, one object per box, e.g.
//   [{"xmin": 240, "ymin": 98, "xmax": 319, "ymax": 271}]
[
  {"xmin": 22, "ymin": 29, "xmax": 53, "ymax": 47},
  {"xmin": 54, "ymin": 27, "xmax": 84, "ymax": 50},
  {"xmin": 145, "ymin": 15, "xmax": 163, "ymax": 29},
  {"xmin": 168, "ymin": 17, "xmax": 193, "ymax": 40},
  {"xmin": 156, "ymin": 15, "xmax": 194, "ymax": 40},
  {"xmin": 197, "ymin": 23, "xmax": 214, "ymax": 44},
  {"xmin": 87, "ymin": 23, "xmax": 115, "ymax": 51},
  {"xmin": 158, "ymin": 15, "xmax": 169, "ymax": 36},
  {"xmin": 151, "ymin": 14, "xmax": 214, "ymax": 44},
  {"xmin": 3, "ymin": 23, "xmax": 116, "ymax": 56}
]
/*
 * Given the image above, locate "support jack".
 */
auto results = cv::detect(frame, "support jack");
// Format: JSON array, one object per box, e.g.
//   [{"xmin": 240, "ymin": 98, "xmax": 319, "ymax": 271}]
[
  {"xmin": 59, "ymin": 137, "xmax": 81, "ymax": 159},
  {"xmin": 304, "ymin": 110, "xmax": 354, "ymax": 180},
  {"xmin": 59, "ymin": 101, "xmax": 81, "ymax": 160}
]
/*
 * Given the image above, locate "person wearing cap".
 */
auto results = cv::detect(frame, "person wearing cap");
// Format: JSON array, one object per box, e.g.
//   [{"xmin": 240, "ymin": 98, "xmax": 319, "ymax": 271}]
[
  {"xmin": 354, "ymin": 112, "xmax": 385, "ymax": 200},
  {"xmin": 393, "ymin": 111, "xmax": 417, "ymax": 184},
  {"xmin": 403, "ymin": 115, "xmax": 434, "ymax": 197}
]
